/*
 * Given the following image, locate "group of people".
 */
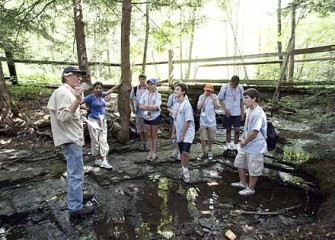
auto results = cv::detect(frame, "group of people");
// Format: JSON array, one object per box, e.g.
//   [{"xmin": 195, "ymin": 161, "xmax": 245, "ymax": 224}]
[{"xmin": 47, "ymin": 66, "xmax": 268, "ymax": 216}]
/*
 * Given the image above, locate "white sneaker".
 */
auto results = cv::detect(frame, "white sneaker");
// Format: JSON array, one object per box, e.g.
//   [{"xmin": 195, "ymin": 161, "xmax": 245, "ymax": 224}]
[
  {"xmin": 208, "ymin": 151, "xmax": 213, "ymax": 160},
  {"xmin": 95, "ymin": 159, "xmax": 102, "ymax": 166},
  {"xmin": 99, "ymin": 160, "xmax": 113, "ymax": 169},
  {"xmin": 238, "ymin": 187, "xmax": 255, "ymax": 196},
  {"xmin": 231, "ymin": 181, "xmax": 248, "ymax": 188},
  {"xmin": 197, "ymin": 152, "xmax": 205, "ymax": 160},
  {"xmin": 176, "ymin": 152, "xmax": 181, "ymax": 161},
  {"xmin": 183, "ymin": 170, "xmax": 190, "ymax": 183},
  {"xmin": 171, "ymin": 149, "xmax": 178, "ymax": 158}
]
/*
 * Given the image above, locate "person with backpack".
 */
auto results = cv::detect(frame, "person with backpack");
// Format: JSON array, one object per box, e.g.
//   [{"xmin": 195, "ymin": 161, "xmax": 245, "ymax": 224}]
[
  {"xmin": 130, "ymin": 73, "xmax": 149, "ymax": 151},
  {"xmin": 218, "ymin": 75, "xmax": 245, "ymax": 157},
  {"xmin": 231, "ymin": 88, "xmax": 267, "ymax": 196},
  {"xmin": 84, "ymin": 81, "xmax": 119, "ymax": 169},
  {"xmin": 196, "ymin": 84, "xmax": 221, "ymax": 161}
]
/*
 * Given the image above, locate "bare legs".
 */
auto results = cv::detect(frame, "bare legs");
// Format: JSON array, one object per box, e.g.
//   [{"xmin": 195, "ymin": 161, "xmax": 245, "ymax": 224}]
[
  {"xmin": 145, "ymin": 124, "xmax": 158, "ymax": 157},
  {"xmin": 237, "ymin": 168, "xmax": 258, "ymax": 190}
]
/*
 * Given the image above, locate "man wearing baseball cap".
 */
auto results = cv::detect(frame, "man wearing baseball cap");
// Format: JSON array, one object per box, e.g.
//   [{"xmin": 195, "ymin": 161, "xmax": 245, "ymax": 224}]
[
  {"xmin": 197, "ymin": 84, "xmax": 221, "ymax": 161},
  {"xmin": 47, "ymin": 66, "xmax": 95, "ymax": 216}
]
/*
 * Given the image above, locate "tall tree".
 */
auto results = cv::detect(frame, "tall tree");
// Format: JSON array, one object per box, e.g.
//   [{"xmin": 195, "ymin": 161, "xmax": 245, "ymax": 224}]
[
  {"xmin": 142, "ymin": 2, "xmax": 150, "ymax": 72},
  {"xmin": 0, "ymin": 63, "xmax": 19, "ymax": 126},
  {"xmin": 288, "ymin": 0, "xmax": 296, "ymax": 82},
  {"xmin": 277, "ymin": 0, "xmax": 284, "ymax": 66},
  {"xmin": 118, "ymin": 0, "xmax": 132, "ymax": 143},
  {"xmin": 73, "ymin": 0, "xmax": 91, "ymax": 83}
]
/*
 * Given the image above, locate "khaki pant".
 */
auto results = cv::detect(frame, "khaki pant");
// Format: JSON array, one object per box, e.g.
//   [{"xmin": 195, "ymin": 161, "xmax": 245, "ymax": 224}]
[{"xmin": 88, "ymin": 117, "xmax": 109, "ymax": 158}]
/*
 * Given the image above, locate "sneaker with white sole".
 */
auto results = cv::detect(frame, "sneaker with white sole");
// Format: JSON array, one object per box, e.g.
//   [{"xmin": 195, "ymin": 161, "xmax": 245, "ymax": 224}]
[
  {"xmin": 197, "ymin": 152, "xmax": 205, "ymax": 160},
  {"xmin": 231, "ymin": 181, "xmax": 248, "ymax": 188},
  {"xmin": 171, "ymin": 149, "xmax": 178, "ymax": 158},
  {"xmin": 95, "ymin": 159, "xmax": 103, "ymax": 166},
  {"xmin": 238, "ymin": 187, "xmax": 255, "ymax": 196},
  {"xmin": 99, "ymin": 160, "xmax": 113, "ymax": 169},
  {"xmin": 176, "ymin": 152, "xmax": 181, "ymax": 161},
  {"xmin": 183, "ymin": 170, "xmax": 190, "ymax": 183},
  {"xmin": 208, "ymin": 151, "xmax": 213, "ymax": 160},
  {"xmin": 146, "ymin": 154, "xmax": 153, "ymax": 161}
]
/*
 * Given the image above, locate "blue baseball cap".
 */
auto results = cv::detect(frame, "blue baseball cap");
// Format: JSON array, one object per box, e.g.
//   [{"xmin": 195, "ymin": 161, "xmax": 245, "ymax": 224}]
[
  {"xmin": 62, "ymin": 66, "xmax": 87, "ymax": 75},
  {"xmin": 147, "ymin": 78, "xmax": 158, "ymax": 85}
]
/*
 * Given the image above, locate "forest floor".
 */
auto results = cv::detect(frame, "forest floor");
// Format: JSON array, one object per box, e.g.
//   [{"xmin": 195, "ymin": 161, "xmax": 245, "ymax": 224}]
[{"xmin": 1, "ymin": 87, "xmax": 335, "ymax": 239}]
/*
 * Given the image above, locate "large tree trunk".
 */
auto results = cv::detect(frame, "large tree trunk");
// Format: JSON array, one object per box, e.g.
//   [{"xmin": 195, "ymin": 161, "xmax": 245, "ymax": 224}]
[
  {"xmin": 0, "ymin": 63, "xmax": 19, "ymax": 126},
  {"xmin": 142, "ymin": 2, "xmax": 150, "ymax": 73},
  {"xmin": 73, "ymin": 0, "xmax": 91, "ymax": 83},
  {"xmin": 118, "ymin": 0, "xmax": 132, "ymax": 143}
]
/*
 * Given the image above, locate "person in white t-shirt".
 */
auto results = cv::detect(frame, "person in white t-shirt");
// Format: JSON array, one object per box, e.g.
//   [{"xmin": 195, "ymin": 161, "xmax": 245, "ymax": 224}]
[
  {"xmin": 172, "ymin": 83, "xmax": 195, "ymax": 183},
  {"xmin": 197, "ymin": 84, "xmax": 221, "ymax": 160},
  {"xmin": 231, "ymin": 88, "xmax": 267, "ymax": 196},
  {"xmin": 218, "ymin": 75, "xmax": 245, "ymax": 157}
]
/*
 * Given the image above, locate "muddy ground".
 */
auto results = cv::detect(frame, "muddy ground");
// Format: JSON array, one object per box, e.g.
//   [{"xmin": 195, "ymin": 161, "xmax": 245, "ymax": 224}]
[{"xmin": 0, "ymin": 87, "xmax": 335, "ymax": 239}]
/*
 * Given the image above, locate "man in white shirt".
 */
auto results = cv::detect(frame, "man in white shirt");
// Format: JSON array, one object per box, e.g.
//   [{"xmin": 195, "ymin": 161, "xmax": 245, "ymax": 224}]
[{"xmin": 47, "ymin": 66, "xmax": 94, "ymax": 216}]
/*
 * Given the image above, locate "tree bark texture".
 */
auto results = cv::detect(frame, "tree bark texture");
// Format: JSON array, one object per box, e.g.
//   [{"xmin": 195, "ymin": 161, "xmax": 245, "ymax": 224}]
[
  {"xmin": 0, "ymin": 63, "xmax": 19, "ymax": 123},
  {"xmin": 73, "ymin": 0, "xmax": 91, "ymax": 83},
  {"xmin": 118, "ymin": 0, "xmax": 132, "ymax": 143}
]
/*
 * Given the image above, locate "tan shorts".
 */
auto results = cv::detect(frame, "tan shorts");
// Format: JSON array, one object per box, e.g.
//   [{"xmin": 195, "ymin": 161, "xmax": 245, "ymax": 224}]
[
  {"xmin": 234, "ymin": 150, "xmax": 264, "ymax": 176},
  {"xmin": 199, "ymin": 126, "xmax": 217, "ymax": 142},
  {"xmin": 136, "ymin": 116, "xmax": 146, "ymax": 133}
]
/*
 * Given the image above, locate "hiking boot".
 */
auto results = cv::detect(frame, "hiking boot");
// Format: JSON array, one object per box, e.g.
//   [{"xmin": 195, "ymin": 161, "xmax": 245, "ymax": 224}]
[
  {"xmin": 183, "ymin": 170, "xmax": 190, "ymax": 183},
  {"xmin": 231, "ymin": 181, "xmax": 248, "ymax": 189},
  {"xmin": 208, "ymin": 151, "xmax": 213, "ymax": 160},
  {"xmin": 197, "ymin": 152, "xmax": 205, "ymax": 160},
  {"xmin": 171, "ymin": 149, "xmax": 178, "ymax": 158},
  {"xmin": 69, "ymin": 205, "xmax": 95, "ymax": 216},
  {"xmin": 238, "ymin": 187, "xmax": 255, "ymax": 196},
  {"xmin": 98, "ymin": 160, "xmax": 113, "ymax": 169},
  {"xmin": 83, "ymin": 192, "xmax": 94, "ymax": 201}
]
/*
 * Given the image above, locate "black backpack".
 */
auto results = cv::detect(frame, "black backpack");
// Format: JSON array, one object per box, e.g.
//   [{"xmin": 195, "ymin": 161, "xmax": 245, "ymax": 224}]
[{"xmin": 266, "ymin": 121, "xmax": 278, "ymax": 151}]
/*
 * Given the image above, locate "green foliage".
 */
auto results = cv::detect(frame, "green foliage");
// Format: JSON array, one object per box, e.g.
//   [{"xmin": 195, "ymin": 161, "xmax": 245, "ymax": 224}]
[{"xmin": 8, "ymin": 83, "xmax": 52, "ymax": 101}]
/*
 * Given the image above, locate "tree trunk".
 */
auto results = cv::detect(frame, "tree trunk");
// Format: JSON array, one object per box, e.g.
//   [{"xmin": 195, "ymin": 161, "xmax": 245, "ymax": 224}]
[
  {"xmin": 73, "ymin": 0, "xmax": 91, "ymax": 83},
  {"xmin": 0, "ymin": 63, "xmax": 19, "ymax": 124},
  {"xmin": 185, "ymin": 7, "xmax": 196, "ymax": 81},
  {"xmin": 118, "ymin": 0, "xmax": 132, "ymax": 143},
  {"xmin": 4, "ymin": 50, "xmax": 18, "ymax": 85},
  {"xmin": 288, "ymin": 0, "xmax": 296, "ymax": 83},
  {"xmin": 277, "ymin": 0, "xmax": 285, "ymax": 73},
  {"xmin": 142, "ymin": 2, "xmax": 150, "ymax": 73}
]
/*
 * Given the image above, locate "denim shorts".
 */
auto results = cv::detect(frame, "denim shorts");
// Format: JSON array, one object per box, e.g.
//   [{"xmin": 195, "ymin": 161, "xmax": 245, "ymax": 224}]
[
  {"xmin": 223, "ymin": 115, "xmax": 241, "ymax": 129},
  {"xmin": 178, "ymin": 142, "xmax": 192, "ymax": 153}
]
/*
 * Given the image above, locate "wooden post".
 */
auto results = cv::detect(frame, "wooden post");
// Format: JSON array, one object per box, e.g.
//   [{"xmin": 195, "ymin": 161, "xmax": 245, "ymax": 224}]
[
  {"xmin": 168, "ymin": 49, "xmax": 174, "ymax": 86},
  {"xmin": 272, "ymin": 38, "xmax": 295, "ymax": 104}
]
